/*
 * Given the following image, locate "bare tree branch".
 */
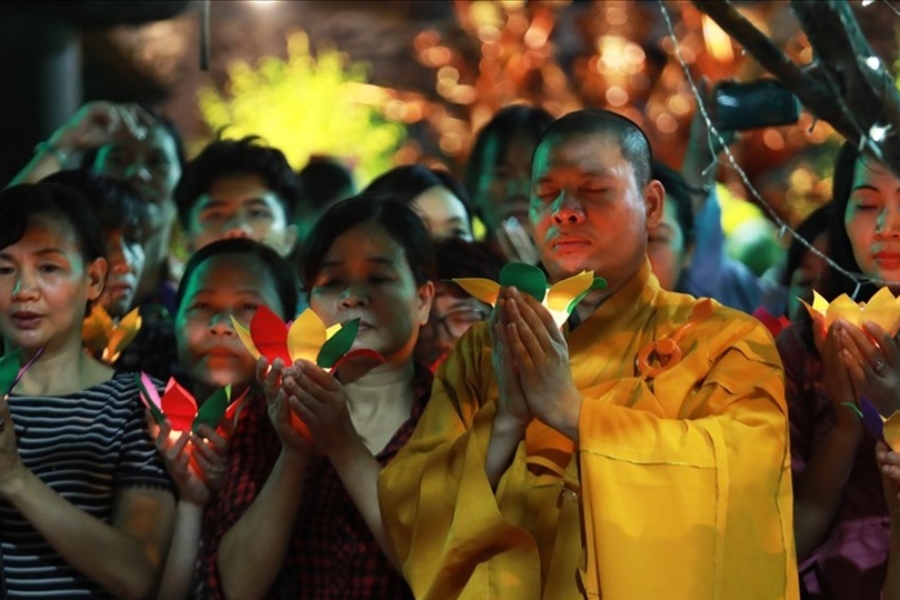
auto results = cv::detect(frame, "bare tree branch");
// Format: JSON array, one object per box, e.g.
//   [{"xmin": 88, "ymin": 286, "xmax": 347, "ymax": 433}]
[
  {"xmin": 693, "ymin": 0, "xmax": 900, "ymax": 175},
  {"xmin": 691, "ymin": 0, "xmax": 853, "ymax": 134},
  {"xmin": 791, "ymin": 0, "xmax": 900, "ymax": 162}
]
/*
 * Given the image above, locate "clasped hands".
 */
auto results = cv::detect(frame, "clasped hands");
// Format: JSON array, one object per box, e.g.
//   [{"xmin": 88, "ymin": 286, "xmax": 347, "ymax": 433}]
[
  {"xmin": 258, "ymin": 357, "xmax": 356, "ymax": 459},
  {"xmin": 148, "ymin": 416, "xmax": 232, "ymax": 507},
  {"xmin": 818, "ymin": 318, "xmax": 900, "ymax": 426},
  {"xmin": 491, "ymin": 286, "xmax": 582, "ymax": 441}
]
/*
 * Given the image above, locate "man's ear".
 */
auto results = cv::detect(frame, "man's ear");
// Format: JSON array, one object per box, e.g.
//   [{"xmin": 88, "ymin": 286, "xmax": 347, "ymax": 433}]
[
  {"xmin": 643, "ymin": 179, "xmax": 665, "ymax": 230},
  {"xmin": 86, "ymin": 257, "xmax": 109, "ymax": 302},
  {"xmin": 416, "ymin": 280, "xmax": 436, "ymax": 326}
]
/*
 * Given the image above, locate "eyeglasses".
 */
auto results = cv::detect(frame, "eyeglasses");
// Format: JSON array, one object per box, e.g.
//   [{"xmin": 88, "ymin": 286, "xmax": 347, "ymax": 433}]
[{"xmin": 433, "ymin": 306, "xmax": 490, "ymax": 339}]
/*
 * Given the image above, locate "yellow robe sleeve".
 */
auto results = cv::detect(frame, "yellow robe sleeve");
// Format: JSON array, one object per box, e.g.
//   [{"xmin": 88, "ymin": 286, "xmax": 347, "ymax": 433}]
[
  {"xmin": 379, "ymin": 325, "xmax": 544, "ymax": 600},
  {"xmin": 576, "ymin": 315, "xmax": 798, "ymax": 600}
]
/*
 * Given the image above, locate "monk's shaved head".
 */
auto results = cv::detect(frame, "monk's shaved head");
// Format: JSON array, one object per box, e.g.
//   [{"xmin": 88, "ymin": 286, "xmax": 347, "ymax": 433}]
[{"xmin": 534, "ymin": 109, "xmax": 653, "ymax": 188}]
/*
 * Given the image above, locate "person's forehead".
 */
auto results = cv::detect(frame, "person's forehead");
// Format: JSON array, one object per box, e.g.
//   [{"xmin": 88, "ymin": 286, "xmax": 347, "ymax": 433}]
[{"xmin": 536, "ymin": 132, "xmax": 626, "ymax": 170}]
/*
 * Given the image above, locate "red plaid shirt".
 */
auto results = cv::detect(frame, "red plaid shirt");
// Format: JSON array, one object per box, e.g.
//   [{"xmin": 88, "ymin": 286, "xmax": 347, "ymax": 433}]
[{"xmin": 199, "ymin": 367, "xmax": 432, "ymax": 600}]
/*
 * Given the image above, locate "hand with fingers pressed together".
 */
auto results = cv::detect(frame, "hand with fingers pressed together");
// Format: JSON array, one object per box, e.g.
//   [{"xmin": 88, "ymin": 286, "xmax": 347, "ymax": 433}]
[
  {"xmin": 496, "ymin": 286, "xmax": 581, "ymax": 438},
  {"xmin": 490, "ymin": 291, "xmax": 532, "ymax": 432},
  {"xmin": 147, "ymin": 412, "xmax": 233, "ymax": 507},
  {"xmin": 257, "ymin": 357, "xmax": 312, "ymax": 457},
  {"xmin": 838, "ymin": 319, "xmax": 900, "ymax": 416},
  {"xmin": 283, "ymin": 360, "xmax": 358, "ymax": 458},
  {"xmin": 817, "ymin": 321, "xmax": 866, "ymax": 434}
]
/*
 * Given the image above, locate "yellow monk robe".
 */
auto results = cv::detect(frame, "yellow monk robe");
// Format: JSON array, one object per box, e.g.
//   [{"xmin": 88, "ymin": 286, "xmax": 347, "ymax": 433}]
[{"xmin": 379, "ymin": 261, "xmax": 799, "ymax": 600}]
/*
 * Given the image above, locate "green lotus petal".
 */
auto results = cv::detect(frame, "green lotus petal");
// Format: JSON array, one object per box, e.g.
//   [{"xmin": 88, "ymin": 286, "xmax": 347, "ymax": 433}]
[
  {"xmin": 318, "ymin": 319, "xmax": 360, "ymax": 369},
  {"xmin": 566, "ymin": 276, "xmax": 608, "ymax": 313},
  {"xmin": 194, "ymin": 385, "xmax": 231, "ymax": 432},
  {"xmin": 589, "ymin": 276, "xmax": 607, "ymax": 291},
  {"xmin": 500, "ymin": 263, "xmax": 547, "ymax": 302},
  {"xmin": 0, "ymin": 350, "xmax": 23, "ymax": 396}
]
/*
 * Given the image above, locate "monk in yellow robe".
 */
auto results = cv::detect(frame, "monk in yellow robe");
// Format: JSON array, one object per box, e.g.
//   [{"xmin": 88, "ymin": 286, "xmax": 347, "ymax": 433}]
[{"xmin": 378, "ymin": 109, "xmax": 799, "ymax": 600}]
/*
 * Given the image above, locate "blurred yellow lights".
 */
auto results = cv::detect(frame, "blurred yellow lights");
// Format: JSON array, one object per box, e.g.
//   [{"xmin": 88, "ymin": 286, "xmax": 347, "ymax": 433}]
[
  {"xmin": 763, "ymin": 128, "xmax": 785, "ymax": 150},
  {"xmin": 419, "ymin": 46, "xmax": 453, "ymax": 67},
  {"xmin": 438, "ymin": 66, "xmax": 460, "ymax": 83},
  {"xmin": 596, "ymin": 36, "xmax": 645, "ymax": 76},
  {"xmin": 478, "ymin": 25, "xmax": 501, "ymax": 42},
  {"xmin": 607, "ymin": 6, "xmax": 628, "ymax": 26},
  {"xmin": 702, "ymin": 14, "xmax": 734, "ymax": 62},
  {"xmin": 667, "ymin": 94, "xmax": 692, "ymax": 116},
  {"xmin": 656, "ymin": 113, "xmax": 678, "ymax": 134},
  {"xmin": 440, "ymin": 132, "xmax": 463, "ymax": 154},
  {"xmin": 524, "ymin": 24, "xmax": 550, "ymax": 49},
  {"xmin": 414, "ymin": 30, "xmax": 441, "ymax": 51},
  {"xmin": 605, "ymin": 86, "xmax": 629, "ymax": 107},
  {"xmin": 790, "ymin": 167, "xmax": 814, "ymax": 192}
]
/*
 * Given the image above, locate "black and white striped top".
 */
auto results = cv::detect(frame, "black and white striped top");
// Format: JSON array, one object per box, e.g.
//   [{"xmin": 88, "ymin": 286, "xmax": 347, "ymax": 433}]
[{"xmin": 0, "ymin": 371, "xmax": 173, "ymax": 599}]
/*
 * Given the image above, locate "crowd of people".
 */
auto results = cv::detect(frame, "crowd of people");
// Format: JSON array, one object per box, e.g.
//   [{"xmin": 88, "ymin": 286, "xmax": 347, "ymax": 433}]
[{"xmin": 0, "ymin": 93, "xmax": 897, "ymax": 600}]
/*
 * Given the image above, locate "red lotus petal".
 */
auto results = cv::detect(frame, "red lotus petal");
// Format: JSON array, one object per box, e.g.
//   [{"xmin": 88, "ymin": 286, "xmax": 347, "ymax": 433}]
[
  {"xmin": 224, "ymin": 389, "xmax": 248, "ymax": 422},
  {"xmin": 249, "ymin": 305, "xmax": 292, "ymax": 365},
  {"xmin": 329, "ymin": 349, "xmax": 387, "ymax": 374},
  {"xmin": 160, "ymin": 380, "xmax": 199, "ymax": 432}
]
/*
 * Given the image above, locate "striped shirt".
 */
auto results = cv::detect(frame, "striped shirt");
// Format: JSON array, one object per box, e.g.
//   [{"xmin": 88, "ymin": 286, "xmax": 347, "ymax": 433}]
[{"xmin": 0, "ymin": 371, "xmax": 173, "ymax": 599}]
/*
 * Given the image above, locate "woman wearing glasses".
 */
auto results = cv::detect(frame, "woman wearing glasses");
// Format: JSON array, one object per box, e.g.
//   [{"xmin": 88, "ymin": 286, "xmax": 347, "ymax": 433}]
[{"xmin": 415, "ymin": 238, "xmax": 505, "ymax": 371}]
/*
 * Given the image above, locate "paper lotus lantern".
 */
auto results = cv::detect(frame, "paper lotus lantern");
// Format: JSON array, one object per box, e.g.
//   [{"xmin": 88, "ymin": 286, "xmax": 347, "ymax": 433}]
[
  {"xmin": 0, "ymin": 348, "xmax": 42, "ymax": 399},
  {"xmin": 232, "ymin": 306, "xmax": 385, "ymax": 443},
  {"xmin": 232, "ymin": 306, "xmax": 383, "ymax": 371},
  {"xmin": 137, "ymin": 373, "xmax": 244, "ymax": 435},
  {"xmin": 854, "ymin": 397, "xmax": 900, "ymax": 453},
  {"xmin": 452, "ymin": 262, "xmax": 607, "ymax": 328},
  {"xmin": 803, "ymin": 288, "xmax": 900, "ymax": 337},
  {"xmin": 83, "ymin": 305, "xmax": 142, "ymax": 364}
]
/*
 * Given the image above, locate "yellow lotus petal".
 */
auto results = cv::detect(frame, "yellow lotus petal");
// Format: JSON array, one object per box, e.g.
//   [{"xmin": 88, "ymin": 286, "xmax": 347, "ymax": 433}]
[
  {"xmin": 231, "ymin": 316, "xmax": 262, "ymax": 360},
  {"xmin": 545, "ymin": 271, "xmax": 594, "ymax": 312},
  {"xmin": 861, "ymin": 287, "xmax": 900, "ymax": 337},
  {"xmin": 452, "ymin": 278, "xmax": 501, "ymax": 306},
  {"xmin": 325, "ymin": 323, "xmax": 342, "ymax": 339},
  {"xmin": 885, "ymin": 411, "xmax": 900, "ymax": 453},
  {"xmin": 287, "ymin": 308, "xmax": 327, "ymax": 363},
  {"xmin": 83, "ymin": 305, "xmax": 114, "ymax": 353},
  {"xmin": 826, "ymin": 294, "xmax": 863, "ymax": 328},
  {"xmin": 812, "ymin": 290, "xmax": 829, "ymax": 313},
  {"xmin": 109, "ymin": 309, "xmax": 142, "ymax": 357},
  {"xmin": 119, "ymin": 307, "xmax": 141, "ymax": 330}
]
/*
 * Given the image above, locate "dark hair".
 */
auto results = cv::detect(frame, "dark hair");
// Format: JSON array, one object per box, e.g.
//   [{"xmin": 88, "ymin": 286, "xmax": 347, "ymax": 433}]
[
  {"xmin": 300, "ymin": 195, "xmax": 436, "ymax": 291},
  {"xmin": 296, "ymin": 156, "xmax": 356, "ymax": 213},
  {"xmin": 796, "ymin": 142, "xmax": 872, "ymax": 350},
  {"xmin": 536, "ymin": 109, "xmax": 653, "ymax": 187},
  {"xmin": 42, "ymin": 169, "xmax": 148, "ymax": 242},
  {"xmin": 464, "ymin": 104, "xmax": 554, "ymax": 201},
  {"xmin": 176, "ymin": 238, "xmax": 298, "ymax": 321},
  {"xmin": 782, "ymin": 203, "xmax": 833, "ymax": 288},
  {"xmin": 651, "ymin": 161, "xmax": 695, "ymax": 250},
  {"xmin": 174, "ymin": 135, "xmax": 300, "ymax": 229},
  {"xmin": 83, "ymin": 109, "xmax": 187, "ymax": 170},
  {"xmin": 0, "ymin": 183, "xmax": 105, "ymax": 263},
  {"xmin": 364, "ymin": 164, "xmax": 474, "ymax": 226},
  {"xmin": 819, "ymin": 142, "xmax": 876, "ymax": 302},
  {"xmin": 435, "ymin": 238, "xmax": 505, "ymax": 294}
]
